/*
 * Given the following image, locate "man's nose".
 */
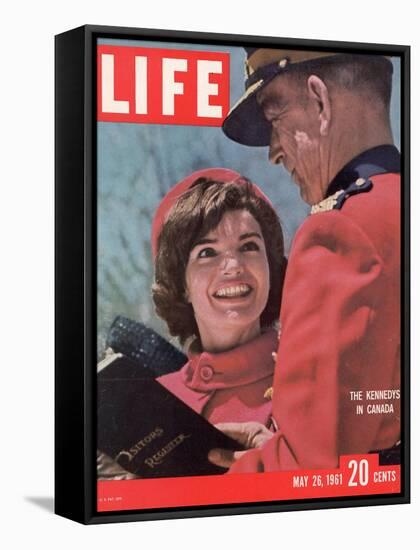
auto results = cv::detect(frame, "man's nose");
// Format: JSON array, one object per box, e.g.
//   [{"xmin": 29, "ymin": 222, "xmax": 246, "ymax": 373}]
[{"xmin": 220, "ymin": 253, "xmax": 243, "ymax": 276}]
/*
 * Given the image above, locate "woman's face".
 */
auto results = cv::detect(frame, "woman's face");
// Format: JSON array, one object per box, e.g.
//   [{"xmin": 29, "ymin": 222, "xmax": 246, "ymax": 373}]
[{"xmin": 185, "ymin": 209, "xmax": 270, "ymax": 350}]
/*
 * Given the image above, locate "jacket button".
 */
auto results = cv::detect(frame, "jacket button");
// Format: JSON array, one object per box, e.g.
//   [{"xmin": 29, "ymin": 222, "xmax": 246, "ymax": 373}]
[{"xmin": 200, "ymin": 365, "xmax": 214, "ymax": 382}]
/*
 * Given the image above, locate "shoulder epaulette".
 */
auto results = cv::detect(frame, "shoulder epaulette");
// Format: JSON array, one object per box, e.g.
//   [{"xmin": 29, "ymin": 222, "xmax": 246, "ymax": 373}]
[{"xmin": 311, "ymin": 178, "xmax": 373, "ymax": 215}]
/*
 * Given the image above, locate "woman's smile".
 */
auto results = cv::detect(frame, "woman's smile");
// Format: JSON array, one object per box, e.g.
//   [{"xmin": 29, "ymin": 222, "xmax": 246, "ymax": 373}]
[{"xmin": 213, "ymin": 283, "xmax": 253, "ymax": 299}]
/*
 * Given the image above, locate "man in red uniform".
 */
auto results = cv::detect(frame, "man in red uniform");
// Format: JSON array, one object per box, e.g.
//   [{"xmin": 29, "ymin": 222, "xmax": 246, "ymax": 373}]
[{"xmin": 209, "ymin": 49, "xmax": 401, "ymax": 471}]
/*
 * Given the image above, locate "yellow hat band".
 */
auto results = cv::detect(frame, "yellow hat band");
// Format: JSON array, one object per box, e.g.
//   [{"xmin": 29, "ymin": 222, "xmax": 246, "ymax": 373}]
[{"xmin": 245, "ymin": 49, "xmax": 336, "ymax": 79}]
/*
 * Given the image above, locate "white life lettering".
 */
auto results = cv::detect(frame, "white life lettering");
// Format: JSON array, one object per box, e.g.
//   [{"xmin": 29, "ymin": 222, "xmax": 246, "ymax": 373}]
[
  {"xmin": 101, "ymin": 54, "xmax": 129, "ymax": 114},
  {"xmin": 197, "ymin": 60, "xmax": 223, "ymax": 118},
  {"xmin": 162, "ymin": 58, "xmax": 188, "ymax": 116},
  {"xmin": 135, "ymin": 56, "xmax": 148, "ymax": 114}
]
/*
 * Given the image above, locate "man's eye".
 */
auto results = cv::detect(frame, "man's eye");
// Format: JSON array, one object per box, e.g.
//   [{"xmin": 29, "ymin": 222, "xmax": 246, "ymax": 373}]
[
  {"xmin": 264, "ymin": 109, "xmax": 283, "ymax": 124},
  {"xmin": 197, "ymin": 247, "xmax": 216, "ymax": 258},
  {"xmin": 240, "ymin": 241, "xmax": 260, "ymax": 252},
  {"xmin": 271, "ymin": 115, "xmax": 284, "ymax": 127}
]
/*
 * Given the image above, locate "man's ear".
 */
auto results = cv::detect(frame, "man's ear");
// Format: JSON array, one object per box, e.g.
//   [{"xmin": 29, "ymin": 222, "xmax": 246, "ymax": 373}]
[{"xmin": 307, "ymin": 75, "xmax": 331, "ymax": 136}]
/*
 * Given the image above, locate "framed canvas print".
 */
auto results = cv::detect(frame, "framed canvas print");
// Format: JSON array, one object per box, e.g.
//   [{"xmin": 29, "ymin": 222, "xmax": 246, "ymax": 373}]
[{"xmin": 55, "ymin": 24, "xmax": 410, "ymax": 524}]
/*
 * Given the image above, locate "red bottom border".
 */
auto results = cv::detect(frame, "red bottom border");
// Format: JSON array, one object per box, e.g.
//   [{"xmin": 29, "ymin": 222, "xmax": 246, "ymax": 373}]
[{"xmin": 97, "ymin": 454, "xmax": 400, "ymax": 512}]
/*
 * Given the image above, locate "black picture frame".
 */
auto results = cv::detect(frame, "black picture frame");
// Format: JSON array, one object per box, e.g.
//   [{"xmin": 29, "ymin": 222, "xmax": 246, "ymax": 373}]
[{"xmin": 55, "ymin": 24, "xmax": 410, "ymax": 524}]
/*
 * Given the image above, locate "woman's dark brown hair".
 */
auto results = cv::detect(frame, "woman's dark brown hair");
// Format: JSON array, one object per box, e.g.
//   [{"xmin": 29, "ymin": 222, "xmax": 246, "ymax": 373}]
[{"xmin": 152, "ymin": 177, "xmax": 286, "ymax": 346}]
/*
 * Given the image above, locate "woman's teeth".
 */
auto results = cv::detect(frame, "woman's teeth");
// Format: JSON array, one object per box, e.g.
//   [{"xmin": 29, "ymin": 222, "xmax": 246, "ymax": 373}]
[{"xmin": 214, "ymin": 284, "xmax": 251, "ymax": 298}]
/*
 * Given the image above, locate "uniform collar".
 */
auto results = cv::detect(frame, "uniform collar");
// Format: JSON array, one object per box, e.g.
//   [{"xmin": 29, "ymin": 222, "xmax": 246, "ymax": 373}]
[
  {"xmin": 326, "ymin": 145, "xmax": 401, "ymax": 197},
  {"xmin": 181, "ymin": 329, "xmax": 277, "ymax": 392}
]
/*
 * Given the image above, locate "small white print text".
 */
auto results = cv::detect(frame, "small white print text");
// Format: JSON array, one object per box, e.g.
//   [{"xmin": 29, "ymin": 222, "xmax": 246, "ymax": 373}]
[
  {"xmin": 292, "ymin": 458, "xmax": 397, "ymax": 489},
  {"xmin": 349, "ymin": 389, "xmax": 400, "ymax": 416},
  {"xmin": 293, "ymin": 473, "xmax": 344, "ymax": 488}
]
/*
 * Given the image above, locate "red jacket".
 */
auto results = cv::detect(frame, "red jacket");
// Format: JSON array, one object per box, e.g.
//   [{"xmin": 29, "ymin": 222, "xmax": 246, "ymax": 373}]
[
  {"xmin": 157, "ymin": 330, "xmax": 277, "ymax": 426},
  {"xmin": 231, "ymin": 172, "xmax": 401, "ymax": 472}
]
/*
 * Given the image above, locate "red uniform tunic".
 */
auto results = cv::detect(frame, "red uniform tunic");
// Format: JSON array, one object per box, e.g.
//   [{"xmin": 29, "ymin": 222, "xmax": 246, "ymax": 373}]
[
  {"xmin": 230, "ymin": 170, "xmax": 401, "ymax": 472},
  {"xmin": 157, "ymin": 330, "xmax": 277, "ymax": 427}
]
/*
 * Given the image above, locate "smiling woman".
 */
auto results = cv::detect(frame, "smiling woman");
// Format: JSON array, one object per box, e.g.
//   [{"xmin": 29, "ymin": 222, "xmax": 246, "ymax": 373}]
[
  {"xmin": 151, "ymin": 168, "xmax": 286, "ymax": 427},
  {"xmin": 184, "ymin": 209, "xmax": 270, "ymax": 353}
]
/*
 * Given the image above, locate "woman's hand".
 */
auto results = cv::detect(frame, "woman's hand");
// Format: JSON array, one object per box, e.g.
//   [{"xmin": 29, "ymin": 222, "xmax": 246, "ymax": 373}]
[{"xmin": 208, "ymin": 421, "xmax": 274, "ymax": 469}]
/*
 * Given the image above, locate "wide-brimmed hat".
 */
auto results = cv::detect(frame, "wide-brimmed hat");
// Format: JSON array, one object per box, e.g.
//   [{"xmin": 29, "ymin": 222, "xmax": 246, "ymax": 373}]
[{"xmin": 222, "ymin": 48, "xmax": 340, "ymax": 147}]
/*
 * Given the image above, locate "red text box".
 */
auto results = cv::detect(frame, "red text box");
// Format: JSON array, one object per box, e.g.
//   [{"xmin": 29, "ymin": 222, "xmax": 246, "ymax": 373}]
[{"xmin": 97, "ymin": 45, "xmax": 230, "ymax": 126}]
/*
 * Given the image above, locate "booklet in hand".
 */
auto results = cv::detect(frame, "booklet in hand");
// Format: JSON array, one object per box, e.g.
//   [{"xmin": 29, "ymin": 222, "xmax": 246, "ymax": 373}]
[{"xmin": 98, "ymin": 355, "xmax": 243, "ymax": 478}]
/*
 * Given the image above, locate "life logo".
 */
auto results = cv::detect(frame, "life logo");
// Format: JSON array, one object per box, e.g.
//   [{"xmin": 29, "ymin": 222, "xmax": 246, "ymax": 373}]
[{"xmin": 97, "ymin": 45, "xmax": 230, "ymax": 126}]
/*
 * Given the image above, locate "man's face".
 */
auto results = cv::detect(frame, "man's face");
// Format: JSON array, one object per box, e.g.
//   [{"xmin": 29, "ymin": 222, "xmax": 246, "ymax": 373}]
[{"xmin": 257, "ymin": 74, "xmax": 326, "ymax": 205}]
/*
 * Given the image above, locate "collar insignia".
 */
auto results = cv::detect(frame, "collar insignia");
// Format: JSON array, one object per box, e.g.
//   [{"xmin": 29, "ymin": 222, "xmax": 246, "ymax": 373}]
[
  {"xmin": 311, "ymin": 178, "xmax": 373, "ymax": 215},
  {"xmin": 264, "ymin": 386, "xmax": 273, "ymax": 400}
]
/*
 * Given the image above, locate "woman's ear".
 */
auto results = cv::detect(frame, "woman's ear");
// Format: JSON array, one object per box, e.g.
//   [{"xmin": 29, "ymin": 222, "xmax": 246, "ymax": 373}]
[
  {"xmin": 184, "ymin": 288, "xmax": 190, "ymax": 303},
  {"xmin": 307, "ymin": 75, "xmax": 331, "ymax": 136}
]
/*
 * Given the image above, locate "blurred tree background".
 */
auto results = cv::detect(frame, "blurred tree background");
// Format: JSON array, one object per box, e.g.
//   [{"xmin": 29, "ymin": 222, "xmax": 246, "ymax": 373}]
[{"xmin": 97, "ymin": 40, "xmax": 401, "ymax": 358}]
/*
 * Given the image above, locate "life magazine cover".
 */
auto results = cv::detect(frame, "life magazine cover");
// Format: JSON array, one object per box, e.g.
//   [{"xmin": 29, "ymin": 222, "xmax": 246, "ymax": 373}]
[{"xmin": 95, "ymin": 37, "xmax": 402, "ymax": 512}]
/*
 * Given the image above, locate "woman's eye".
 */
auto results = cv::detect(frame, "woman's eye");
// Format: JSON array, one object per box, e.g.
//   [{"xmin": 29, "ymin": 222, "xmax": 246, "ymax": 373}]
[
  {"xmin": 197, "ymin": 247, "xmax": 217, "ymax": 258},
  {"xmin": 240, "ymin": 241, "xmax": 260, "ymax": 252}
]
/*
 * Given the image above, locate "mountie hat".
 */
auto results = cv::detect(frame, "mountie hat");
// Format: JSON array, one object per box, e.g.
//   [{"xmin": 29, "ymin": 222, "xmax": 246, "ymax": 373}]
[
  {"xmin": 151, "ymin": 167, "xmax": 273, "ymax": 259},
  {"xmin": 222, "ymin": 48, "xmax": 339, "ymax": 147}
]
